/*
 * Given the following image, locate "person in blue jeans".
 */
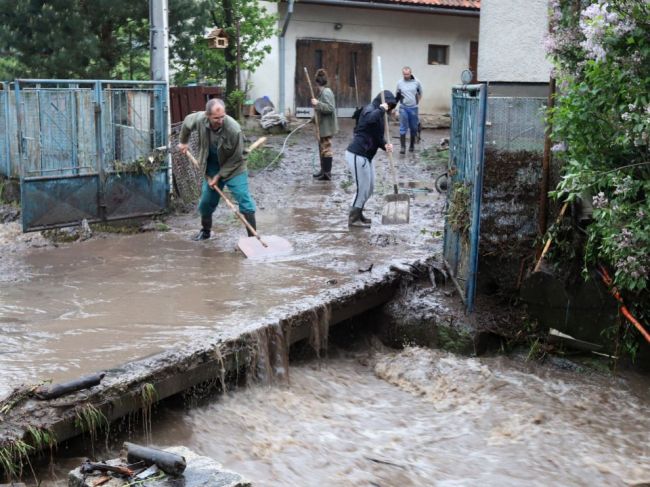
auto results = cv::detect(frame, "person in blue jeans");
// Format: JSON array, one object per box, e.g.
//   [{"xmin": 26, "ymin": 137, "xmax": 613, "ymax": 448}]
[
  {"xmin": 396, "ymin": 66, "xmax": 423, "ymax": 154},
  {"xmin": 177, "ymin": 99, "xmax": 256, "ymax": 241}
]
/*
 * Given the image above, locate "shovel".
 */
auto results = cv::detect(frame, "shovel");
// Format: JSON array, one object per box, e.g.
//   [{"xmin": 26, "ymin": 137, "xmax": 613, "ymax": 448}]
[
  {"xmin": 377, "ymin": 56, "xmax": 410, "ymax": 225},
  {"xmin": 185, "ymin": 141, "xmax": 293, "ymax": 258}
]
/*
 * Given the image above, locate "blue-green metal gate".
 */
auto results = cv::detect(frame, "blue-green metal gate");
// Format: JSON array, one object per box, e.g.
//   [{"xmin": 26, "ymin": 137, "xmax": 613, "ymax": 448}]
[
  {"xmin": 443, "ymin": 84, "xmax": 487, "ymax": 313},
  {"xmin": 14, "ymin": 79, "xmax": 169, "ymax": 232}
]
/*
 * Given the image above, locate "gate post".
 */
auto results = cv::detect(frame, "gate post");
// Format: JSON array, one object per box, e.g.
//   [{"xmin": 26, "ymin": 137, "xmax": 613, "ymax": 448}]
[
  {"xmin": 466, "ymin": 84, "xmax": 488, "ymax": 313},
  {"xmin": 94, "ymin": 80, "xmax": 106, "ymax": 220}
]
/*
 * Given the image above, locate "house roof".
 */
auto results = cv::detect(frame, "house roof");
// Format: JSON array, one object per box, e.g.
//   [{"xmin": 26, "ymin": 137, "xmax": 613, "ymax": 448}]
[
  {"xmin": 342, "ymin": 0, "xmax": 480, "ymax": 9},
  {"xmin": 379, "ymin": 0, "xmax": 479, "ymax": 8}
]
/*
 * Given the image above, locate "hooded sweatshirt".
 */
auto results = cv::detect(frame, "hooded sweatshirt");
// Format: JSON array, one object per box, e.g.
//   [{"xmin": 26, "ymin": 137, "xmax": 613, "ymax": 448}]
[{"xmin": 346, "ymin": 90, "xmax": 397, "ymax": 161}]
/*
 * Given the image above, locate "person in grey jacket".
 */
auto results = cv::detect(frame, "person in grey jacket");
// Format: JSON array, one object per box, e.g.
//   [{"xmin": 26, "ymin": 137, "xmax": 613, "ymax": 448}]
[
  {"xmin": 177, "ymin": 98, "xmax": 256, "ymax": 241},
  {"xmin": 396, "ymin": 66, "xmax": 423, "ymax": 154},
  {"xmin": 311, "ymin": 69, "xmax": 339, "ymax": 181}
]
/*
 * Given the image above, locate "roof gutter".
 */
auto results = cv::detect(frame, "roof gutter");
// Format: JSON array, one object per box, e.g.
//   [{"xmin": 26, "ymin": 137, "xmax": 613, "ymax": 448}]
[{"xmin": 296, "ymin": 0, "xmax": 479, "ymax": 17}]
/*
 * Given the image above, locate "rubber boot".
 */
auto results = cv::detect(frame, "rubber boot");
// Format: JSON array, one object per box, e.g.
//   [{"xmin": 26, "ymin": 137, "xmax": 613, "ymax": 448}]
[
  {"xmin": 359, "ymin": 209, "xmax": 372, "ymax": 225},
  {"xmin": 400, "ymin": 135, "xmax": 406, "ymax": 155},
  {"xmin": 348, "ymin": 207, "xmax": 370, "ymax": 228},
  {"xmin": 409, "ymin": 137, "xmax": 415, "ymax": 152},
  {"xmin": 242, "ymin": 212, "xmax": 256, "ymax": 237},
  {"xmin": 316, "ymin": 157, "xmax": 332, "ymax": 181},
  {"xmin": 313, "ymin": 154, "xmax": 324, "ymax": 178},
  {"xmin": 193, "ymin": 215, "xmax": 212, "ymax": 241}
]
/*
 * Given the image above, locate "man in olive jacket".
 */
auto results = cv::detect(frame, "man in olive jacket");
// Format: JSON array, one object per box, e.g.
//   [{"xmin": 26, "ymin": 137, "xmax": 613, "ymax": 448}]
[
  {"xmin": 311, "ymin": 68, "xmax": 338, "ymax": 181},
  {"xmin": 177, "ymin": 98, "xmax": 256, "ymax": 241}
]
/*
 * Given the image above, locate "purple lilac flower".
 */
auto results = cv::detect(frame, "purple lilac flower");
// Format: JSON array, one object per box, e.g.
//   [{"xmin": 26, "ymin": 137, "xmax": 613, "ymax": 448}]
[
  {"xmin": 551, "ymin": 141, "xmax": 567, "ymax": 152},
  {"xmin": 592, "ymin": 191, "xmax": 609, "ymax": 209}
]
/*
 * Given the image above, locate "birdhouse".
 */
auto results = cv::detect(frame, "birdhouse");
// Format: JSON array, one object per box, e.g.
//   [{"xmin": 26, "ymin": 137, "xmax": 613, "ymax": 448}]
[{"xmin": 206, "ymin": 28, "xmax": 228, "ymax": 49}]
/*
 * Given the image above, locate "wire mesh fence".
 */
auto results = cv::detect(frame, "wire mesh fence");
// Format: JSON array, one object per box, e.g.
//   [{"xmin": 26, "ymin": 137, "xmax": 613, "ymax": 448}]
[{"xmin": 485, "ymin": 97, "xmax": 547, "ymax": 153}]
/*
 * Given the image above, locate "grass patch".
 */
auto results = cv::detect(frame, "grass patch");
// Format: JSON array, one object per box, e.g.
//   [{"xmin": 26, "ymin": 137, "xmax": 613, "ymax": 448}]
[
  {"xmin": 90, "ymin": 222, "xmax": 141, "ymax": 234},
  {"xmin": 26, "ymin": 426, "xmax": 56, "ymax": 451},
  {"xmin": 420, "ymin": 147, "xmax": 449, "ymax": 167},
  {"xmin": 74, "ymin": 403, "xmax": 107, "ymax": 451},
  {"xmin": 140, "ymin": 383, "xmax": 158, "ymax": 407},
  {"xmin": 247, "ymin": 147, "xmax": 282, "ymax": 171},
  {"xmin": 153, "ymin": 222, "xmax": 170, "ymax": 232},
  {"xmin": 0, "ymin": 439, "xmax": 33, "ymax": 480}
]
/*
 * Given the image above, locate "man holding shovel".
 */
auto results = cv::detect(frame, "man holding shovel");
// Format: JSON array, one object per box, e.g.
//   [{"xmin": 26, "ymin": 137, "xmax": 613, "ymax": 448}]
[
  {"xmin": 177, "ymin": 98, "xmax": 257, "ymax": 241},
  {"xmin": 344, "ymin": 90, "xmax": 396, "ymax": 227}
]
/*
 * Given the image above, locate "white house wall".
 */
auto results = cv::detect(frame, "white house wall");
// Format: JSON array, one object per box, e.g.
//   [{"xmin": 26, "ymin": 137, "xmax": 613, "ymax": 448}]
[
  {"xmin": 477, "ymin": 0, "xmax": 552, "ymax": 82},
  {"xmin": 248, "ymin": 3, "xmax": 479, "ymax": 116}
]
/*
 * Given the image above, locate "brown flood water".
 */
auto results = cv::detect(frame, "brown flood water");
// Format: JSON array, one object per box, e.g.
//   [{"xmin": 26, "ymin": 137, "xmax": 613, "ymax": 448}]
[
  {"xmin": 0, "ymin": 187, "xmax": 441, "ymax": 397},
  {"xmin": 38, "ymin": 346, "xmax": 650, "ymax": 486}
]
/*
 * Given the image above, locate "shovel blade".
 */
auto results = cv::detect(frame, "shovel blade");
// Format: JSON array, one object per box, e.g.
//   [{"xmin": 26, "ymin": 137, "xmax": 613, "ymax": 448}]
[
  {"xmin": 237, "ymin": 235, "xmax": 293, "ymax": 259},
  {"xmin": 382, "ymin": 194, "xmax": 410, "ymax": 224}
]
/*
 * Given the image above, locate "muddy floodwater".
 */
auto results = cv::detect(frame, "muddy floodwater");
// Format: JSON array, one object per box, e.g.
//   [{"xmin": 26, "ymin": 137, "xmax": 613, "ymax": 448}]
[
  {"xmin": 0, "ymin": 123, "xmax": 445, "ymax": 397},
  {"xmin": 39, "ymin": 346, "xmax": 650, "ymax": 486}
]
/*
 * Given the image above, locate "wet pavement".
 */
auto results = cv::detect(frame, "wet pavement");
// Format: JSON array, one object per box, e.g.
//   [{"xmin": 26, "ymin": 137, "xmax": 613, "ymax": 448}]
[{"xmin": 0, "ymin": 121, "xmax": 448, "ymax": 397}]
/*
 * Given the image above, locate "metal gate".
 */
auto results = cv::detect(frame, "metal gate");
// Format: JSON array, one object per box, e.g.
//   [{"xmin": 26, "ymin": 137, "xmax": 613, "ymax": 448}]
[
  {"xmin": 443, "ymin": 84, "xmax": 487, "ymax": 313},
  {"xmin": 15, "ymin": 79, "xmax": 169, "ymax": 232}
]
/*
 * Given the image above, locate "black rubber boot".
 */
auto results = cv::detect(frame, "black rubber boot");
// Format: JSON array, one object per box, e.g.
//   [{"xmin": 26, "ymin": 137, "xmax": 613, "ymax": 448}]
[
  {"xmin": 409, "ymin": 137, "xmax": 415, "ymax": 152},
  {"xmin": 242, "ymin": 212, "xmax": 256, "ymax": 237},
  {"xmin": 193, "ymin": 216, "xmax": 212, "ymax": 241},
  {"xmin": 348, "ymin": 207, "xmax": 370, "ymax": 228},
  {"xmin": 359, "ymin": 209, "xmax": 372, "ymax": 225},
  {"xmin": 400, "ymin": 135, "xmax": 406, "ymax": 154},
  {"xmin": 316, "ymin": 157, "xmax": 332, "ymax": 181},
  {"xmin": 313, "ymin": 154, "xmax": 324, "ymax": 178}
]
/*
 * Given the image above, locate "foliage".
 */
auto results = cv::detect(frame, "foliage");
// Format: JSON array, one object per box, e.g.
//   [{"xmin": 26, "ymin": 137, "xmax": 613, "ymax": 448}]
[
  {"xmin": 171, "ymin": 0, "xmax": 277, "ymax": 90},
  {"xmin": 0, "ymin": 0, "xmax": 213, "ymax": 80},
  {"xmin": 0, "ymin": 439, "xmax": 32, "ymax": 480},
  {"xmin": 447, "ymin": 182, "xmax": 471, "ymax": 237},
  {"xmin": 74, "ymin": 403, "xmax": 108, "ymax": 449},
  {"xmin": 246, "ymin": 147, "xmax": 282, "ymax": 171},
  {"xmin": 547, "ymin": 1, "xmax": 650, "ymax": 324}
]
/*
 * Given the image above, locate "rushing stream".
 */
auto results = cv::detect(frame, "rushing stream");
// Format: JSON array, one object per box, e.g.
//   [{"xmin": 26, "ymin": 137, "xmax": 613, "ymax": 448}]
[{"xmin": 38, "ymin": 345, "xmax": 650, "ymax": 487}]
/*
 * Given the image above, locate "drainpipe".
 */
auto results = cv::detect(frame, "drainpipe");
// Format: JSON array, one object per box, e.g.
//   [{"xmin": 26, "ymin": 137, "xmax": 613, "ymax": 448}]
[{"xmin": 279, "ymin": 0, "xmax": 295, "ymax": 115}]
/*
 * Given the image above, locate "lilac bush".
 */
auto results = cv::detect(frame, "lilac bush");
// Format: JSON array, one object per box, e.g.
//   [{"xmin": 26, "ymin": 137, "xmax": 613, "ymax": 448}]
[{"xmin": 547, "ymin": 1, "xmax": 650, "ymax": 302}]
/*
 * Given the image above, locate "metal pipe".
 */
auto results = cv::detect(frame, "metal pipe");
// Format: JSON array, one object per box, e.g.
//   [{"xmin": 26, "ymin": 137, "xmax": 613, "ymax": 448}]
[
  {"xmin": 16, "ymin": 79, "xmax": 166, "ymax": 86},
  {"xmin": 538, "ymin": 77, "xmax": 556, "ymax": 243},
  {"xmin": 296, "ymin": 0, "xmax": 479, "ymax": 17},
  {"xmin": 279, "ymin": 0, "xmax": 295, "ymax": 114}
]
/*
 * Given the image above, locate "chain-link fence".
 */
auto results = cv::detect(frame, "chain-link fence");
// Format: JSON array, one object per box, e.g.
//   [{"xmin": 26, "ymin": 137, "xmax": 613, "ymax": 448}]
[{"xmin": 485, "ymin": 97, "xmax": 546, "ymax": 153}]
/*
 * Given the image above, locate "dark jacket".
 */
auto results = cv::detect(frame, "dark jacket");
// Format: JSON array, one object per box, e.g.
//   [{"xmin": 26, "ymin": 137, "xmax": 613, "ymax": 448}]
[{"xmin": 346, "ymin": 91, "xmax": 396, "ymax": 161}]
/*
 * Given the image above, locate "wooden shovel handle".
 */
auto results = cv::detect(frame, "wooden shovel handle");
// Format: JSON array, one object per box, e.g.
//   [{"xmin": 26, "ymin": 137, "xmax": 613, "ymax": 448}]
[
  {"xmin": 245, "ymin": 136, "xmax": 267, "ymax": 153},
  {"xmin": 533, "ymin": 201, "xmax": 569, "ymax": 273},
  {"xmin": 377, "ymin": 56, "xmax": 399, "ymax": 194},
  {"xmin": 185, "ymin": 150, "xmax": 267, "ymax": 248},
  {"xmin": 303, "ymin": 67, "xmax": 321, "ymax": 141}
]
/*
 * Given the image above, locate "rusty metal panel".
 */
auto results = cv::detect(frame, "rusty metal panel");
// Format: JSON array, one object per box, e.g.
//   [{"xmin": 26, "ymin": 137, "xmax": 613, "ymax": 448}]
[
  {"xmin": 103, "ymin": 171, "xmax": 168, "ymax": 220},
  {"xmin": 21, "ymin": 175, "xmax": 100, "ymax": 231},
  {"xmin": 17, "ymin": 79, "xmax": 169, "ymax": 232}
]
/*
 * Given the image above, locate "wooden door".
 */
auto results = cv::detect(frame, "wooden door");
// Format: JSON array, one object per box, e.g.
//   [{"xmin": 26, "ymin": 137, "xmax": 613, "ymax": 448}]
[{"xmin": 295, "ymin": 39, "xmax": 372, "ymax": 117}]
